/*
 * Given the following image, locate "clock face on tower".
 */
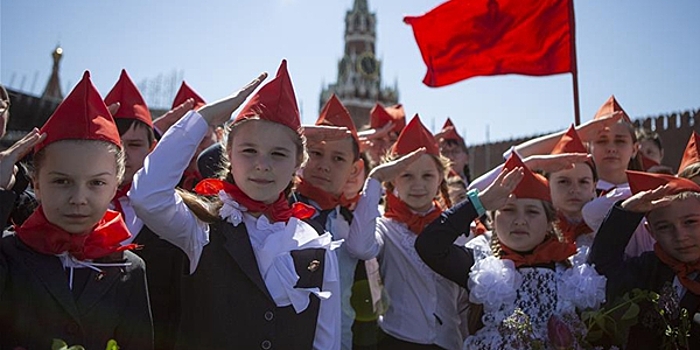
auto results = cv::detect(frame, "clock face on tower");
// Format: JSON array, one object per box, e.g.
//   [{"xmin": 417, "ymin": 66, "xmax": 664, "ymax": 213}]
[{"xmin": 358, "ymin": 52, "xmax": 378, "ymax": 78}]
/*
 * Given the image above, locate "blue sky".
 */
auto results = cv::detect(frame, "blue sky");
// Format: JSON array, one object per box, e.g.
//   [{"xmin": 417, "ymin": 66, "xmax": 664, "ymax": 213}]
[{"xmin": 2, "ymin": 0, "xmax": 699, "ymax": 145}]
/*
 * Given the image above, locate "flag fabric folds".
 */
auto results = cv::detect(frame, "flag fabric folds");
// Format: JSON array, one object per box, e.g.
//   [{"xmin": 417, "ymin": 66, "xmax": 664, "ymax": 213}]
[{"xmin": 404, "ymin": 0, "xmax": 574, "ymax": 87}]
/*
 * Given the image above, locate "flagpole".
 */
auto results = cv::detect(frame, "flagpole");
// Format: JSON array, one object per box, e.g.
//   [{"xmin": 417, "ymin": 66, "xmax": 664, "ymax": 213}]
[{"xmin": 570, "ymin": 0, "xmax": 581, "ymax": 126}]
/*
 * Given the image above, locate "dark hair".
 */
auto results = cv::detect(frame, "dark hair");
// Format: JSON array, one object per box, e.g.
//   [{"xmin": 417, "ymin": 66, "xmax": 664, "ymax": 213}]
[
  {"xmin": 180, "ymin": 117, "xmax": 306, "ymax": 223},
  {"xmin": 545, "ymin": 160, "xmax": 599, "ymax": 183},
  {"xmin": 115, "ymin": 118, "xmax": 156, "ymax": 145}
]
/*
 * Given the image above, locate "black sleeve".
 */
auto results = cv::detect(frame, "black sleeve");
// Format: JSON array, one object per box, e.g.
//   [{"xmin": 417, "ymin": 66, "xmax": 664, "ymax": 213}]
[
  {"xmin": 415, "ymin": 198, "xmax": 479, "ymax": 289},
  {"xmin": 0, "ymin": 190, "xmax": 17, "ymax": 229},
  {"xmin": 587, "ymin": 201, "xmax": 651, "ymax": 300}
]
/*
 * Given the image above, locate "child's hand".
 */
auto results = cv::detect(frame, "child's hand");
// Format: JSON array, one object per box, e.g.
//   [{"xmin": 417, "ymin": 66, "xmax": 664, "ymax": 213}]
[
  {"xmin": 302, "ymin": 125, "xmax": 352, "ymax": 144},
  {"xmin": 199, "ymin": 72, "xmax": 268, "ymax": 127},
  {"xmin": 153, "ymin": 98, "xmax": 196, "ymax": 133},
  {"xmin": 576, "ymin": 111, "xmax": 624, "ymax": 142},
  {"xmin": 478, "ymin": 167, "xmax": 524, "ymax": 211},
  {"xmin": 620, "ymin": 184, "xmax": 673, "ymax": 213},
  {"xmin": 524, "ymin": 153, "xmax": 590, "ymax": 173},
  {"xmin": 107, "ymin": 102, "xmax": 121, "ymax": 117},
  {"xmin": 433, "ymin": 125, "xmax": 456, "ymax": 142},
  {"xmin": 368, "ymin": 148, "xmax": 426, "ymax": 183},
  {"xmin": 357, "ymin": 122, "xmax": 394, "ymax": 151},
  {"xmin": 0, "ymin": 128, "xmax": 45, "ymax": 190}
]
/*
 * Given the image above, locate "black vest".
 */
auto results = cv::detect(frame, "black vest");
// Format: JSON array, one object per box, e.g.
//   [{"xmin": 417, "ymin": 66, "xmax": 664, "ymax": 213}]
[
  {"xmin": 174, "ymin": 220, "xmax": 326, "ymax": 350},
  {"xmin": 132, "ymin": 226, "xmax": 187, "ymax": 350}
]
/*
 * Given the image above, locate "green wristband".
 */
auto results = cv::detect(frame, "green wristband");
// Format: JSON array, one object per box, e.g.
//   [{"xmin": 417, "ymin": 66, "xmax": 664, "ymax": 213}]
[{"xmin": 467, "ymin": 189, "xmax": 486, "ymax": 217}]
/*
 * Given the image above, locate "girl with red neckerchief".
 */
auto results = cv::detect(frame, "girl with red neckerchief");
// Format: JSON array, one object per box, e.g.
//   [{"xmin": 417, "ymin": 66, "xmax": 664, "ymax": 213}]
[
  {"xmin": 416, "ymin": 153, "xmax": 607, "ymax": 350},
  {"xmin": 129, "ymin": 61, "xmax": 342, "ymax": 350},
  {"xmin": 0, "ymin": 72, "xmax": 152, "ymax": 349}
]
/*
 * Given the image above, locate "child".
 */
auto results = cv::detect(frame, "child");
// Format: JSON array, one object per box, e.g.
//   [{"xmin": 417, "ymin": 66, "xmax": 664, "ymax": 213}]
[
  {"xmin": 588, "ymin": 170, "xmax": 700, "ymax": 349},
  {"xmin": 295, "ymin": 93, "xmax": 377, "ymax": 349},
  {"xmin": 129, "ymin": 61, "xmax": 341, "ymax": 349},
  {"xmin": 436, "ymin": 118, "xmax": 471, "ymax": 184},
  {"xmin": 0, "ymin": 72, "xmax": 152, "ymax": 349},
  {"xmin": 348, "ymin": 115, "xmax": 467, "ymax": 349},
  {"xmin": 415, "ymin": 153, "xmax": 606, "ymax": 350},
  {"xmin": 104, "ymin": 69, "xmax": 190, "ymax": 350}
]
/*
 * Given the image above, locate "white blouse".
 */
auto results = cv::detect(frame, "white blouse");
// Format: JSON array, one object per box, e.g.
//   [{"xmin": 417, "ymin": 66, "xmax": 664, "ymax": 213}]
[{"xmin": 130, "ymin": 110, "xmax": 341, "ymax": 350}]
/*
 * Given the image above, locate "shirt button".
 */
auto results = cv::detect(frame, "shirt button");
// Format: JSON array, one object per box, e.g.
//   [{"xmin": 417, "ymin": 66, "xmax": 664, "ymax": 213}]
[
  {"xmin": 261, "ymin": 340, "xmax": 272, "ymax": 349},
  {"xmin": 264, "ymin": 311, "xmax": 274, "ymax": 321}
]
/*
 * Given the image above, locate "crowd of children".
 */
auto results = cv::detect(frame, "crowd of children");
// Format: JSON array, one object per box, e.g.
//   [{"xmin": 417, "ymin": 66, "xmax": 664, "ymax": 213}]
[{"xmin": 0, "ymin": 61, "xmax": 699, "ymax": 350}]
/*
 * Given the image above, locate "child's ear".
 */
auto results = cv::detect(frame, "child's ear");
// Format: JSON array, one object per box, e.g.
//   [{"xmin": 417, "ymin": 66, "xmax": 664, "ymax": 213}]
[
  {"xmin": 631, "ymin": 141, "xmax": 640, "ymax": 158},
  {"xmin": 149, "ymin": 140, "xmax": 157, "ymax": 152},
  {"xmin": 350, "ymin": 158, "xmax": 364, "ymax": 178}
]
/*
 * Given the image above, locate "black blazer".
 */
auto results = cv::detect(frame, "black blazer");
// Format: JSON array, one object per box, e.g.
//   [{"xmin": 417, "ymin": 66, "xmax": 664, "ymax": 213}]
[
  {"xmin": 0, "ymin": 234, "xmax": 153, "ymax": 350},
  {"xmin": 588, "ymin": 203, "xmax": 700, "ymax": 350},
  {"xmin": 174, "ymin": 220, "xmax": 327, "ymax": 350}
]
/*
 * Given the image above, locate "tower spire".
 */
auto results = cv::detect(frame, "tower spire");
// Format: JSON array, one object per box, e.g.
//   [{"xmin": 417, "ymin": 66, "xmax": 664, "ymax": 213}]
[{"xmin": 42, "ymin": 45, "xmax": 64, "ymax": 101}]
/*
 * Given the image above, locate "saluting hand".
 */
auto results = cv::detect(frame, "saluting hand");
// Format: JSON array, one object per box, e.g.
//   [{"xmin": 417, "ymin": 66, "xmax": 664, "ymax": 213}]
[
  {"xmin": 368, "ymin": 147, "xmax": 426, "ymax": 183},
  {"xmin": 524, "ymin": 153, "xmax": 591, "ymax": 173},
  {"xmin": 478, "ymin": 167, "xmax": 524, "ymax": 211},
  {"xmin": 621, "ymin": 184, "xmax": 674, "ymax": 213},
  {"xmin": 153, "ymin": 98, "xmax": 196, "ymax": 134},
  {"xmin": 199, "ymin": 73, "xmax": 268, "ymax": 127},
  {"xmin": 0, "ymin": 128, "xmax": 46, "ymax": 190},
  {"xmin": 576, "ymin": 111, "xmax": 624, "ymax": 142},
  {"xmin": 357, "ymin": 121, "xmax": 395, "ymax": 152},
  {"xmin": 302, "ymin": 125, "xmax": 352, "ymax": 144}
]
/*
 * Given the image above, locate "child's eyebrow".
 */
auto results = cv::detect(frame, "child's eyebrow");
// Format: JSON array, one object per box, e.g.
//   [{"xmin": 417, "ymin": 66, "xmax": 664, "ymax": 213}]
[{"xmin": 48, "ymin": 171, "xmax": 112, "ymax": 177}]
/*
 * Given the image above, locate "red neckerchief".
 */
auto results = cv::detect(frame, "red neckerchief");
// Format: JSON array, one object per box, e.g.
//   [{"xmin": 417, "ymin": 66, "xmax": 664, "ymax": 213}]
[
  {"xmin": 499, "ymin": 236, "xmax": 577, "ymax": 268},
  {"xmin": 654, "ymin": 243, "xmax": 700, "ymax": 296},
  {"xmin": 383, "ymin": 192, "xmax": 442, "ymax": 235},
  {"xmin": 111, "ymin": 182, "xmax": 131, "ymax": 218},
  {"xmin": 194, "ymin": 178, "xmax": 315, "ymax": 222},
  {"xmin": 181, "ymin": 170, "xmax": 202, "ymax": 192},
  {"xmin": 557, "ymin": 213, "xmax": 592, "ymax": 243},
  {"xmin": 472, "ymin": 218, "xmax": 488, "ymax": 236},
  {"xmin": 296, "ymin": 177, "xmax": 359, "ymax": 211},
  {"xmin": 15, "ymin": 206, "xmax": 137, "ymax": 261}
]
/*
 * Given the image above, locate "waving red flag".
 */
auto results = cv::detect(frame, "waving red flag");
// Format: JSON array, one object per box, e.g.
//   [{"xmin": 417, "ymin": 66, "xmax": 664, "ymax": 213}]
[{"xmin": 405, "ymin": 0, "xmax": 574, "ymax": 87}]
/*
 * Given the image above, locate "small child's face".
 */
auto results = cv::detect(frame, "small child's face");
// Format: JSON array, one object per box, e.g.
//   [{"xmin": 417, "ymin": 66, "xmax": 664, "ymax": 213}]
[
  {"xmin": 34, "ymin": 141, "xmax": 120, "ymax": 234},
  {"xmin": 549, "ymin": 163, "xmax": 596, "ymax": 220},
  {"xmin": 228, "ymin": 120, "xmax": 299, "ymax": 204},
  {"xmin": 121, "ymin": 123, "xmax": 152, "ymax": 184},
  {"xmin": 392, "ymin": 154, "xmax": 442, "ymax": 212},
  {"xmin": 494, "ymin": 198, "xmax": 550, "ymax": 253},
  {"xmin": 439, "ymin": 141, "xmax": 468, "ymax": 174},
  {"xmin": 303, "ymin": 138, "xmax": 358, "ymax": 196},
  {"xmin": 647, "ymin": 197, "xmax": 700, "ymax": 263},
  {"xmin": 639, "ymin": 139, "xmax": 663, "ymax": 164}
]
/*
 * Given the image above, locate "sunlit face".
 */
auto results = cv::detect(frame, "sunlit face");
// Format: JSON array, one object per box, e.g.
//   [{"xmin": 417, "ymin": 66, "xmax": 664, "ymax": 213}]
[
  {"xmin": 494, "ymin": 198, "xmax": 550, "ymax": 252},
  {"xmin": 34, "ymin": 141, "xmax": 120, "ymax": 235},
  {"xmin": 392, "ymin": 154, "xmax": 442, "ymax": 212},
  {"xmin": 647, "ymin": 196, "xmax": 700, "ymax": 263},
  {"xmin": 302, "ymin": 137, "xmax": 359, "ymax": 196},
  {"xmin": 120, "ymin": 123, "xmax": 153, "ymax": 185},
  {"xmin": 440, "ymin": 141, "xmax": 468, "ymax": 175},
  {"xmin": 639, "ymin": 139, "xmax": 663, "ymax": 164},
  {"xmin": 549, "ymin": 163, "xmax": 596, "ymax": 220},
  {"xmin": 228, "ymin": 120, "xmax": 299, "ymax": 204},
  {"xmin": 590, "ymin": 123, "xmax": 638, "ymax": 180}
]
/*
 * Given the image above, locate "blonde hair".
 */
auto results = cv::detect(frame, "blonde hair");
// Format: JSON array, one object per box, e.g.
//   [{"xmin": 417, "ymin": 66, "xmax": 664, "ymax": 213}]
[
  {"xmin": 181, "ymin": 117, "xmax": 307, "ymax": 223},
  {"xmin": 381, "ymin": 152, "xmax": 453, "ymax": 210},
  {"xmin": 31, "ymin": 139, "xmax": 125, "ymax": 184}
]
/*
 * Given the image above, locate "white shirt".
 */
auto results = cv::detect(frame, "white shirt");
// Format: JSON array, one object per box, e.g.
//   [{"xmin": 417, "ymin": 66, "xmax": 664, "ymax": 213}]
[
  {"xmin": 346, "ymin": 182, "xmax": 466, "ymax": 349},
  {"xmin": 130, "ymin": 110, "xmax": 341, "ymax": 350},
  {"xmin": 111, "ymin": 197, "xmax": 144, "ymax": 245}
]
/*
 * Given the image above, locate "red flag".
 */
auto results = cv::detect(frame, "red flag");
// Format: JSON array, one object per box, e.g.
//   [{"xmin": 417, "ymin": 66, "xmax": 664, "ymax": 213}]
[{"xmin": 404, "ymin": 0, "xmax": 574, "ymax": 87}]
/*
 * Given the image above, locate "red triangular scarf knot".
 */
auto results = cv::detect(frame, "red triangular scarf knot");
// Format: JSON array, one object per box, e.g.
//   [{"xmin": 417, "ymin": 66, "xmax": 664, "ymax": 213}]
[
  {"xmin": 654, "ymin": 244, "xmax": 700, "ymax": 296},
  {"xmin": 194, "ymin": 178, "xmax": 314, "ymax": 223},
  {"xmin": 557, "ymin": 213, "xmax": 592, "ymax": 243},
  {"xmin": 383, "ymin": 192, "xmax": 442, "ymax": 235},
  {"xmin": 15, "ymin": 207, "xmax": 136, "ymax": 261},
  {"xmin": 296, "ymin": 177, "xmax": 359, "ymax": 211},
  {"xmin": 499, "ymin": 236, "xmax": 577, "ymax": 268}
]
